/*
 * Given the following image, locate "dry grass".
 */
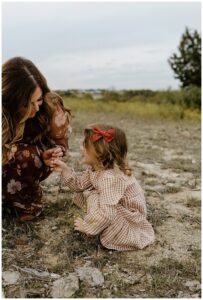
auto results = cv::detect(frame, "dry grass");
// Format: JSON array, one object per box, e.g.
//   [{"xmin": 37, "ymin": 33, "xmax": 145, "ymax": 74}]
[
  {"xmin": 63, "ymin": 97, "xmax": 201, "ymax": 121},
  {"xmin": 186, "ymin": 196, "xmax": 201, "ymax": 208},
  {"xmin": 2, "ymin": 105, "xmax": 201, "ymax": 298}
]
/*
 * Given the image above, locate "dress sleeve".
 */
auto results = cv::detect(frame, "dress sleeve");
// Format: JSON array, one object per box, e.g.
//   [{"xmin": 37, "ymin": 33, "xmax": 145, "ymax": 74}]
[
  {"xmin": 81, "ymin": 176, "xmax": 126, "ymax": 235},
  {"xmin": 48, "ymin": 99, "xmax": 71, "ymax": 155},
  {"xmin": 62, "ymin": 168, "xmax": 92, "ymax": 191}
]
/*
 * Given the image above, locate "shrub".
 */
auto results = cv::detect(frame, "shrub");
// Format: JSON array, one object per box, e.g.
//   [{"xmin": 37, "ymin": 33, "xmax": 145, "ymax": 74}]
[{"xmin": 182, "ymin": 85, "xmax": 201, "ymax": 109}]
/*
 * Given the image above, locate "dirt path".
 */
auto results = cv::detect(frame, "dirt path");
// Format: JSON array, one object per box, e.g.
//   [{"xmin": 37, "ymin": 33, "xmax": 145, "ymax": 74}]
[{"xmin": 2, "ymin": 113, "xmax": 201, "ymax": 298}]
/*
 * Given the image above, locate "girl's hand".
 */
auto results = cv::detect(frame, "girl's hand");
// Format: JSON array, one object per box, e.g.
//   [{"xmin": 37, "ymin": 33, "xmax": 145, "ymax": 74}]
[
  {"xmin": 74, "ymin": 217, "xmax": 86, "ymax": 233},
  {"xmin": 43, "ymin": 147, "xmax": 63, "ymax": 167},
  {"xmin": 50, "ymin": 158, "xmax": 69, "ymax": 174}
]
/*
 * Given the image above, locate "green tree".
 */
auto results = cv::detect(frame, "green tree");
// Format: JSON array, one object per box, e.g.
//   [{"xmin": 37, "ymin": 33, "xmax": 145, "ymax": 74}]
[{"xmin": 168, "ymin": 27, "xmax": 201, "ymax": 87}]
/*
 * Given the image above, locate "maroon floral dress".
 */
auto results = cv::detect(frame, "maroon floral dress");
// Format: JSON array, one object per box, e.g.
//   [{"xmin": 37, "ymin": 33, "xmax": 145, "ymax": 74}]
[{"xmin": 2, "ymin": 98, "xmax": 70, "ymax": 220}]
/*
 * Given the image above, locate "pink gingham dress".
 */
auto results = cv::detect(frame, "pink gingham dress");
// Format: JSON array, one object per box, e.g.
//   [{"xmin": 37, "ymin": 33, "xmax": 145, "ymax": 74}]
[{"xmin": 63, "ymin": 168, "xmax": 155, "ymax": 251}]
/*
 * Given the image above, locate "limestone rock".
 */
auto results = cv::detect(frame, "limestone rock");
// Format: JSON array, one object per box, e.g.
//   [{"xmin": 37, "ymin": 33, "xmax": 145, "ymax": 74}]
[
  {"xmin": 76, "ymin": 266, "xmax": 104, "ymax": 287},
  {"xmin": 184, "ymin": 280, "xmax": 201, "ymax": 291},
  {"xmin": 2, "ymin": 271, "xmax": 20, "ymax": 286},
  {"xmin": 51, "ymin": 274, "xmax": 79, "ymax": 298}
]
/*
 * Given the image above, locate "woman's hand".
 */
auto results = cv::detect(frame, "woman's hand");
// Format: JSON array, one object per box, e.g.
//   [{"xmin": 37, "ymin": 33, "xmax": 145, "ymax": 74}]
[
  {"xmin": 43, "ymin": 147, "xmax": 63, "ymax": 167},
  {"xmin": 74, "ymin": 217, "xmax": 86, "ymax": 233}
]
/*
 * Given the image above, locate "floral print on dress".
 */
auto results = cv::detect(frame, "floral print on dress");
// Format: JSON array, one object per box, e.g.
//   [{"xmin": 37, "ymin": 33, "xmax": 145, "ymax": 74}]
[
  {"xmin": 13, "ymin": 202, "xmax": 26, "ymax": 209},
  {"xmin": 34, "ymin": 156, "xmax": 42, "ymax": 168},
  {"xmin": 7, "ymin": 179, "xmax": 22, "ymax": 194},
  {"xmin": 3, "ymin": 96, "xmax": 69, "ymax": 218},
  {"xmin": 7, "ymin": 144, "xmax": 18, "ymax": 161},
  {"xmin": 2, "ymin": 169, "xmax": 7, "ymax": 177},
  {"xmin": 16, "ymin": 164, "xmax": 21, "ymax": 176},
  {"xmin": 22, "ymin": 150, "xmax": 30, "ymax": 158},
  {"xmin": 22, "ymin": 162, "xmax": 28, "ymax": 168}
]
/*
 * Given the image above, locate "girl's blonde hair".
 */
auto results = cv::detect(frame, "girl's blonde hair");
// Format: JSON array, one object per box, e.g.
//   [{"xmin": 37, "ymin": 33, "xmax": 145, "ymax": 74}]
[{"xmin": 84, "ymin": 124, "xmax": 132, "ymax": 176}]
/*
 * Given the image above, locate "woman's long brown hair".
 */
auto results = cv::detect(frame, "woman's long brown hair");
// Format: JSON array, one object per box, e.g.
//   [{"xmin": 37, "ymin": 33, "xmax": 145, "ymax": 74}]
[{"xmin": 2, "ymin": 57, "xmax": 51, "ymax": 165}]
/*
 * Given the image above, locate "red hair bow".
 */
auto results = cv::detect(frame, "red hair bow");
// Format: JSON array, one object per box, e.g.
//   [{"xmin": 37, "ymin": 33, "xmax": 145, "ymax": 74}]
[{"xmin": 91, "ymin": 127, "xmax": 114, "ymax": 142}]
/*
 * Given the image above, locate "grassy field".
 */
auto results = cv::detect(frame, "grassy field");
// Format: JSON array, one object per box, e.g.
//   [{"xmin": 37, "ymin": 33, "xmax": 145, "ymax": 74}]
[
  {"xmin": 63, "ymin": 96, "xmax": 200, "ymax": 121},
  {"xmin": 2, "ymin": 100, "xmax": 201, "ymax": 298}
]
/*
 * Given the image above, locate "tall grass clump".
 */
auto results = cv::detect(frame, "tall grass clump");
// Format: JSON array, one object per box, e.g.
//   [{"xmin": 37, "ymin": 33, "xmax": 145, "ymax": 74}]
[{"xmin": 60, "ymin": 88, "xmax": 200, "ymax": 121}]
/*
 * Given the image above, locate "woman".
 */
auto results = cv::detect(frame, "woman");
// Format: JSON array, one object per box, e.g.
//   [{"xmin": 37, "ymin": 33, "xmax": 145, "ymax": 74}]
[{"xmin": 2, "ymin": 57, "xmax": 71, "ymax": 220}]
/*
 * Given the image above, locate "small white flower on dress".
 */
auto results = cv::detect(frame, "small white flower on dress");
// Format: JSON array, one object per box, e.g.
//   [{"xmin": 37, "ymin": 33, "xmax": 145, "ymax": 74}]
[
  {"xmin": 17, "ymin": 165, "xmax": 21, "ymax": 176},
  {"xmin": 34, "ymin": 156, "xmax": 42, "ymax": 168},
  {"xmin": 7, "ymin": 144, "xmax": 18, "ymax": 161},
  {"xmin": 7, "ymin": 179, "xmax": 22, "ymax": 194},
  {"xmin": 54, "ymin": 112, "xmax": 67, "ymax": 127},
  {"xmin": 13, "ymin": 202, "xmax": 26, "ymax": 209},
  {"xmin": 2, "ymin": 169, "xmax": 7, "ymax": 177},
  {"xmin": 17, "ymin": 170, "xmax": 21, "ymax": 176},
  {"xmin": 22, "ymin": 162, "xmax": 28, "ymax": 168},
  {"xmin": 31, "ymin": 203, "xmax": 42, "ymax": 208}
]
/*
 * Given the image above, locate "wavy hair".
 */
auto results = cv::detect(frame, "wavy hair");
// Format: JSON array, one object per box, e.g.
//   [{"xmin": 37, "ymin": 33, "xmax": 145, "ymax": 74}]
[
  {"xmin": 2, "ymin": 57, "xmax": 51, "ymax": 165},
  {"xmin": 84, "ymin": 124, "xmax": 132, "ymax": 176}
]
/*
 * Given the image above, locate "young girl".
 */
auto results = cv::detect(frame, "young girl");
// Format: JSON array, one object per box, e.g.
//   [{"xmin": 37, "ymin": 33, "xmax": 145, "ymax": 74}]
[{"xmin": 51, "ymin": 124, "xmax": 155, "ymax": 251}]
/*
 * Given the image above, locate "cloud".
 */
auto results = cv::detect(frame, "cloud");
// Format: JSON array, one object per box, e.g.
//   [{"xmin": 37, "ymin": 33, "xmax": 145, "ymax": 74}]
[
  {"xmin": 2, "ymin": 2, "xmax": 200, "ymax": 89},
  {"xmin": 38, "ymin": 44, "xmax": 177, "ymax": 89}
]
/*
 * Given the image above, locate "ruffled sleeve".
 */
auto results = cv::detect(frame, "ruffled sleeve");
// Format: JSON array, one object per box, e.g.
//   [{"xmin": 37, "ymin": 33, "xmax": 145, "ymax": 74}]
[{"xmin": 62, "ymin": 168, "xmax": 92, "ymax": 191}]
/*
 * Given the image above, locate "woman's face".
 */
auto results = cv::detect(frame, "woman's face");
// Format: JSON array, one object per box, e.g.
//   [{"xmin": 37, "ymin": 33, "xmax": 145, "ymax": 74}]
[
  {"xmin": 29, "ymin": 86, "xmax": 43, "ymax": 118},
  {"xmin": 19, "ymin": 86, "xmax": 43, "ymax": 119}
]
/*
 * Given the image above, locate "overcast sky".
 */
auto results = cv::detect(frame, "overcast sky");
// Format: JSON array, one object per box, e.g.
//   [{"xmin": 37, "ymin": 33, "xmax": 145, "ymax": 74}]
[{"xmin": 2, "ymin": 1, "xmax": 201, "ymax": 90}]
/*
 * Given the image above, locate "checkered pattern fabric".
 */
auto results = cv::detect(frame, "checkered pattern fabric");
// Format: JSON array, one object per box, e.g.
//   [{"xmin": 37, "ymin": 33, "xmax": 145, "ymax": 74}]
[{"xmin": 63, "ymin": 168, "xmax": 155, "ymax": 251}]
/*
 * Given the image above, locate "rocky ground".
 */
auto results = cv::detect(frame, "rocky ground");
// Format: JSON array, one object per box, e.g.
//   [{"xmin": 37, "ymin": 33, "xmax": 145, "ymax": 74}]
[{"xmin": 2, "ymin": 112, "xmax": 201, "ymax": 298}]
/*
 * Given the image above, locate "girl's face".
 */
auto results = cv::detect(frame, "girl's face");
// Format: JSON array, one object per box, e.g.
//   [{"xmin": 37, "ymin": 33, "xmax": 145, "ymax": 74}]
[
  {"xmin": 81, "ymin": 142, "xmax": 98, "ymax": 168},
  {"xmin": 19, "ymin": 86, "xmax": 43, "ymax": 119}
]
